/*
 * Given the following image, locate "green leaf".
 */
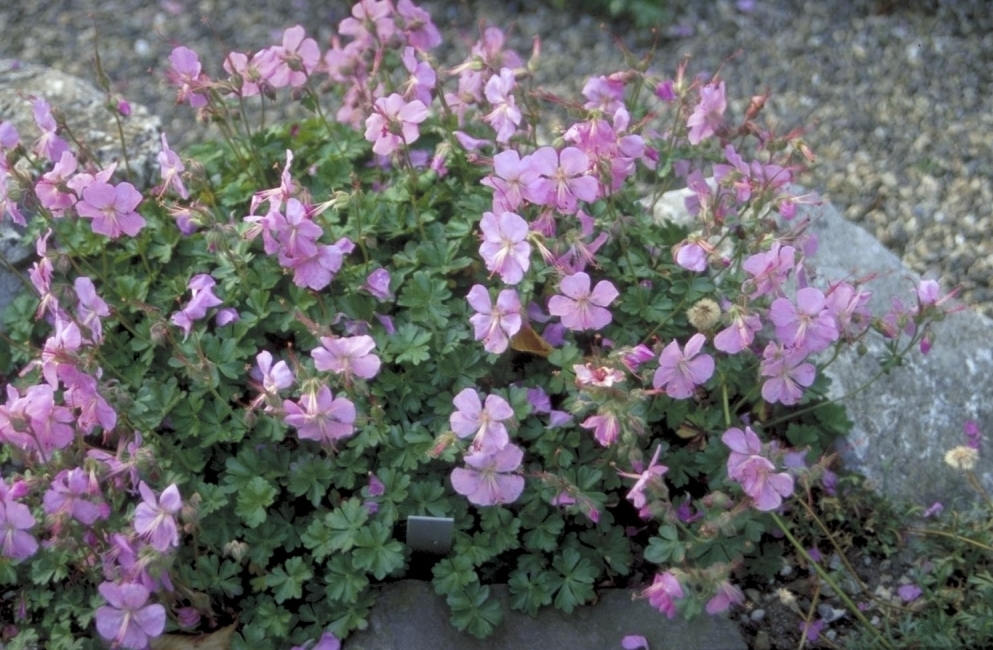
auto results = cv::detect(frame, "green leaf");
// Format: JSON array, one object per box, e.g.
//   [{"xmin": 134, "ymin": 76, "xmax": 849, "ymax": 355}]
[
  {"xmin": 508, "ymin": 565, "xmax": 555, "ymax": 616},
  {"xmin": 324, "ymin": 554, "xmax": 370, "ymax": 603},
  {"xmin": 397, "ymin": 270, "xmax": 452, "ymax": 328},
  {"xmin": 548, "ymin": 547, "xmax": 597, "ymax": 613},
  {"xmin": 236, "ymin": 476, "xmax": 277, "ymax": 528},
  {"xmin": 432, "ymin": 555, "xmax": 478, "ymax": 596},
  {"xmin": 352, "ymin": 521, "xmax": 406, "ymax": 580},
  {"xmin": 447, "ymin": 582, "xmax": 504, "ymax": 639},
  {"xmin": 287, "ymin": 455, "xmax": 335, "ymax": 507},
  {"xmin": 265, "ymin": 557, "xmax": 313, "ymax": 604}
]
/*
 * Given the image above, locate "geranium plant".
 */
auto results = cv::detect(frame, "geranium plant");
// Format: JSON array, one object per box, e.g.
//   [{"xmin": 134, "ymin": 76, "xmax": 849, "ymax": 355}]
[{"xmin": 0, "ymin": 1, "xmax": 958, "ymax": 648}]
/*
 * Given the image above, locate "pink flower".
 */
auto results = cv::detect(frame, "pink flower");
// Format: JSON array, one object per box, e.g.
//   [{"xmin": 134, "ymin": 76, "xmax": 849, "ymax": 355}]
[
  {"xmin": 481, "ymin": 150, "xmax": 540, "ymax": 214},
  {"xmin": 43, "ymin": 468, "xmax": 108, "ymax": 526},
  {"xmin": 400, "ymin": 47, "xmax": 436, "ymax": 106},
  {"xmin": 706, "ymin": 580, "xmax": 745, "ymax": 614},
  {"xmin": 170, "ymin": 274, "xmax": 223, "ymax": 340},
  {"xmin": 618, "ymin": 445, "xmax": 668, "ymax": 509},
  {"xmin": 674, "ymin": 241, "xmax": 707, "ymax": 272},
  {"xmin": 397, "ymin": 0, "xmax": 442, "ymax": 50},
  {"xmin": 0, "ymin": 485, "xmax": 38, "ymax": 561},
  {"xmin": 63, "ymin": 367, "xmax": 117, "ymax": 434},
  {"xmin": 156, "ymin": 133, "xmax": 188, "ymax": 199},
  {"xmin": 31, "ymin": 98, "xmax": 69, "ymax": 162},
  {"xmin": 1, "ymin": 166, "xmax": 26, "ymax": 227},
  {"xmin": 223, "ymin": 50, "xmax": 272, "ymax": 97},
  {"xmin": 263, "ymin": 25, "xmax": 320, "ymax": 88},
  {"xmin": 95, "ymin": 582, "xmax": 166, "ymax": 649},
  {"xmin": 76, "ymin": 181, "xmax": 146, "ymax": 239},
  {"xmin": 167, "ymin": 46, "xmax": 208, "ymax": 108},
  {"xmin": 133, "ymin": 482, "xmax": 182, "ymax": 552},
  {"xmin": 621, "ymin": 635, "xmax": 649, "ymax": 650},
  {"xmin": 643, "ymin": 572, "xmax": 684, "ymax": 618},
  {"xmin": 283, "ymin": 387, "xmax": 357, "ymax": 448},
  {"xmin": 574, "ymin": 363, "xmax": 625, "ymax": 388},
  {"xmin": 714, "ymin": 309, "xmax": 762, "ymax": 354},
  {"xmin": 450, "ymin": 388, "xmax": 513, "ymax": 453},
  {"xmin": 467, "ymin": 285, "xmax": 522, "ymax": 354},
  {"xmin": 770, "ymin": 287, "xmax": 839, "ymax": 354},
  {"xmin": 311, "ymin": 335, "xmax": 381, "ymax": 380},
  {"xmin": 483, "ymin": 68, "xmax": 521, "ymax": 143},
  {"xmin": 759, "ymin": 342, "xmax": 815, "ymax": 406},
  {"xmin": 75, "ymin": 276, "xmax": 110, "ymax": 343},
  {"xmin": 548, "ymin": 272, "xmax": 618, "ymax": 331},
  {"xmin": 687, "ymin": 81, "xmax": 726, "ymax": 144},
  {"xmin": 479, "ymin": 211, "xmax": 531, "ymax": 285},
  {"xmin": 525, "ymin": 146, "xmax": 599, "ymax": 214},
  {"xmin": 364, "ymin": 93, "xmax": 428, "ymax": 156},
  {"xmin": 362, "ymin": 268, "xmax": 393, "ymax": 300},
  {"xmin": 581, "ymin": 411, "xmax": 621, "ymax": 447},
  {"xmin": 897, "ymin": 584, "xmax": 922, "ymax": 603},
  {"xmin": 722, "ymin": 426, "xmax": 794, "ymax": 511},
  {"xmin": 451, "ymin": 444, "xmax": 525, "ymax": 506},
  {"xmin": 652, "ymin": 333, "xmax": 714, "ymax": 399},
  {"xmin": 742, "ymin": 243, "xmax": 795, "ymax": 299},
  {"xmin": 253, "ymin": 351, "xmax": 294, "ymax": 395},
  {"xmin": 339, "ymin": 0, "xmax": 395, "ymax": 42}
]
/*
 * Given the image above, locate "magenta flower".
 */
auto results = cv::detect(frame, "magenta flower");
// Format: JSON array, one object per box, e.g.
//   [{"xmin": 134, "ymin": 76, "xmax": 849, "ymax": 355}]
[
  {"xmin": 63, "ymin": 366, "xmax": 117, "ymax": 434},
  {"xmin": 311, "ymin": 335, "xmax": 381, "ymax": 380},
  {"xmin": 95, "ymin": 582, "xmax": 166, "ymax": 649},
  {"xmin": 687, "ymin": 81, "xmax": 726, "ymax": 144},
  {"xmin": 450, "ymin": 387, "xmax": 513, "ymax": 453},
  {"xmin": 133, "ymin": 482, "xmax": 182, "ymax": 552},
  {"xmin": 362, "ymin": 268, "xmax": 393, "ymax": 301},
  {"xmin": 769, "ymin": 287, "xmax": 839, "ymax": 354},
  {"xmin": 364, "ymin": 93, "xmax": 428, "ymax": 156},
  {"xmin": 897, "ymin": 584, "xmax": 922, "ymax": 603},
  {"xmin": 76, "ymin": 181, "xmax": 146, "ymax": 239},
  {"xmin": 643, "ymin": 571, "xmax": 684, "ymax": 618},
  {"xmin": 451, "ymin": 444, "xmax": 525, "ymax": 506},
  {"xmin": 652, "ymin": 333, "xmax": 714, "ymax": 399},
  {"xmin": 31, "ymin": 97, "xmax": 69, "ymax": 162},
  {"xmin": 621, "ymin": 635, "xmax": 649, "ymax": 650},
  {"xmin": 467, "ymin": 284, "xmax": 522, "ymax": 354},
  {"xmin": 742, "ymin": 243, "xmax": 796, "ymax": 298},
  {"xmin": 0, "ymin": 484, "xmax": 38, "ymax": 561},
  {"xmin": 759, "ymin": 342, "xmax": 816, "ymax": 406},
  {"xmin": 479, "ymin": 211, "xmax": 531, "ymax": 285},
  {"xmin": 722, "ymin": 426, "xmax": 794, "ymax": 511},
  {"xmin": 548, "ymin": 272, "xmax": 618, "ymax": 331},
  {"xmin": 525, "ymin": 146, "xmax": 599, "ymax": 214},
  {"xmin": 0, "ymin": 383, "xmax": 75, "ymax": 456},
  {"xmin": 283, "ymin": 386, "xmax": 357, "ymax": 448}
]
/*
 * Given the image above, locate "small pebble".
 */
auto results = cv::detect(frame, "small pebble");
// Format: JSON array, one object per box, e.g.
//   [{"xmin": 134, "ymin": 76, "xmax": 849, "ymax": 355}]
[
  {"xmin": 753, "ymin": 630, "xmax": 772, "ymax": 650},
  {"xmin": 750, "ymin": 608, "xmax": 766, "ymax": 622}
]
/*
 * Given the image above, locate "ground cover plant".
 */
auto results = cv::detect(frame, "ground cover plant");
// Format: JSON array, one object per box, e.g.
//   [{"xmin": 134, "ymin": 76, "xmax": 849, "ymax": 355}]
[{"xmin": 0, "ymin": 1, "xmax": 966, "ymax": 648}]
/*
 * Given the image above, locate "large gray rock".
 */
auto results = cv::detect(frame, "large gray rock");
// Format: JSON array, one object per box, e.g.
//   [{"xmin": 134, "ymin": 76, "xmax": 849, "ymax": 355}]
[{"xmin": 345, "ymin": 580, "xmax": 745, "ymax": 650}]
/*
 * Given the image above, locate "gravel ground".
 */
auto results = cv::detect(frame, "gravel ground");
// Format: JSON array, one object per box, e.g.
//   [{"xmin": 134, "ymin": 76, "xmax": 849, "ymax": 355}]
[{"xmin": 2, "ymin": 0, "xmax": 992, "ymax": 320}]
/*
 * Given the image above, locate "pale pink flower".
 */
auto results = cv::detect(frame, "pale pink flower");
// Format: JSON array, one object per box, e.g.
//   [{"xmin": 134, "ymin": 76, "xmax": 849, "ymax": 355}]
[
  {"xmin": 364, "ymin": 93, "xmax": 428, "ymax": 156},
  {"xmin": 706, "ymin": 580, "xmax": 745, "ymax": 614},
  {"xmin": 480, "ymin": 150, "xmax": 539, "ymax": 214},
  {"xmin": 722, "ymin": 426, "xmax": 794, "ymax": 511},
  {"xmin": 467, "ymin": 284, "xmax": 522, "ymax": 354},
  {"xmin": 525, "ymin": 146, "xmax": 599, "ymax": 214},
  {"xmin": 167, "ymin": 46, "xmax": 208, "ymax": 108},
  {"xmin": 643, "ymin": 572, "xmax": 684, "ymax": 618},
  {"xmin": 263, "ymin": 25, "xmax": 320, "ymax": 88},
  {"xmin": 450, "ymin": 388, "xmax": 513, "ymax": 453},
  {"xmin": 618, "ymin": 445, "xmax": 668, "ymax": 509},
  {"xmin": 451, "ymin": 444, "xmax": 525, "ymax": 506},
  {"xmin": 479, "ymin": 211, "xmax": 531, "ymax": 285},
  {"xmin": 674, "ymin": 241, "xmax": 707, "ymax": 272},
  {"xmin": 283, "ymin": 387, "xmax": 357, "ymax": 448},
  {"xmin": 652, "ymin": 333, "xmax": 714, "ymax": 399},
  {"xmin": 253, "ymin": 351, "xmax": 294, "ymax": 395},
  {"xmin": 133, "ymin": 482, "xmax": 181, "ymax": 552},
  {"xmin": 574, "ymin": 363, "xmax": 625, "ymax": 388},
  {"xmin": 397, "ymin": 0, "xmax": 442, "ymax": 50},
  {"xmin": 312, "ymin": 335, "xmax": 381, "ymax": 380},
  {"xmin": 581, "ymin": 411, "xmax": 621, "ymax": 447},
  {"xmin": 483, "ymin": 68, "xmax": 521, "ymax": 143},
  {"xmin": 76, "ymin": 181, "xmax": 146, "ymax": 239},
  {"xmin": 31, "ymin": 97, "xmax": 69, "ymax": 162},
  {"xmin": 400, "ymin": 47, "xmax": 436, "ymax": 106},
  {"xmin": 713, "ymin": 309, "xmax": 762, "ymax": 354},
  {"xmin": 74, "ymin": 276, "xmax": 110, "ymax": 343},
  {"xmin": 742, "ymin": 243, "xmax": 795, "ymax": 299},
  {"xmin": 687, "ymin": 81, "xmax": 726, "ymax": 144},
  {"xmin": 43, "ymin": 468, "xmax": 107, "ymax": 526},
  {"xmin": 339, "ymin": 0, "xmax": 395, "ymax": 42},
  {"xmin": 95, "ymin": 582, "xmax": 166, "ymax": 649},
  {"xmin": 156, "ymin": 132, "xmax": 188, "ymax": 199},
  {"xmin": 548, "ymin": 272, "xmax": 618, "ymax": 331},
  {"xmin": 0, "ymin": 484, "xmax": 38, "ymax": 561},
  {"xmin": 759, "ymin": 342, "xmax": 815, "ymax": 406},
  {"xmin": 769, "ymin": 287, "xmax": 839, "ymax": 354}
]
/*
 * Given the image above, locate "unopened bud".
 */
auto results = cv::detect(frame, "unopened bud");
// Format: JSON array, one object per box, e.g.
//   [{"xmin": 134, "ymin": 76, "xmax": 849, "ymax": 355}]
[{"xmin": 224, "ymin": 539, "xmax": 249, "ymax": 562}]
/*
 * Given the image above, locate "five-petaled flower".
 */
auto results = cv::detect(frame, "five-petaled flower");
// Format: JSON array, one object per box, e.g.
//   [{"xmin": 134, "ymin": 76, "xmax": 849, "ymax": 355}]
[
  {"xmin": 722, "ymin": 426, "xmax": 794, "ymax": 511},
  {"xmin": 450, "ymin": 387, "xmax": 514, "ymax": 453},
  {"xmin": 643, "ymin": 571, "xmax": 684, "ymax": 618},
  {"xmin": 364, "ymin": 93, "xmax": 428, "ymax": 156},
  {"xmin": 548, "ymin": 272, "xmax": 618, "ymax": 330},
  {"xmin": 467, "ymin": 284, "xmax": 522, "ymax": 354},
  {"xmin": 133, "ymin": 482, "xmax": 182, "ymax": 552},
  {"xmin": 652, "ymin": 333, "xmax": 714, "ymax": 399},
  {"xmin": 451, "ymin": 443, "xmax": 525, "ymax": 506},
  {"xmin": 283, "ymin": 387, "xmax": 357, "ymax": 448},
  {"xmin": 76, "ymin": 180, "xmax": 146, "ymax": 239},
  {"xmin": 95, "ymin": 581, "xmax": 166, "ymax": 649},
  {"xmin": 478, "ymin": 211, "xmax": 531, "ymax": 285}
]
